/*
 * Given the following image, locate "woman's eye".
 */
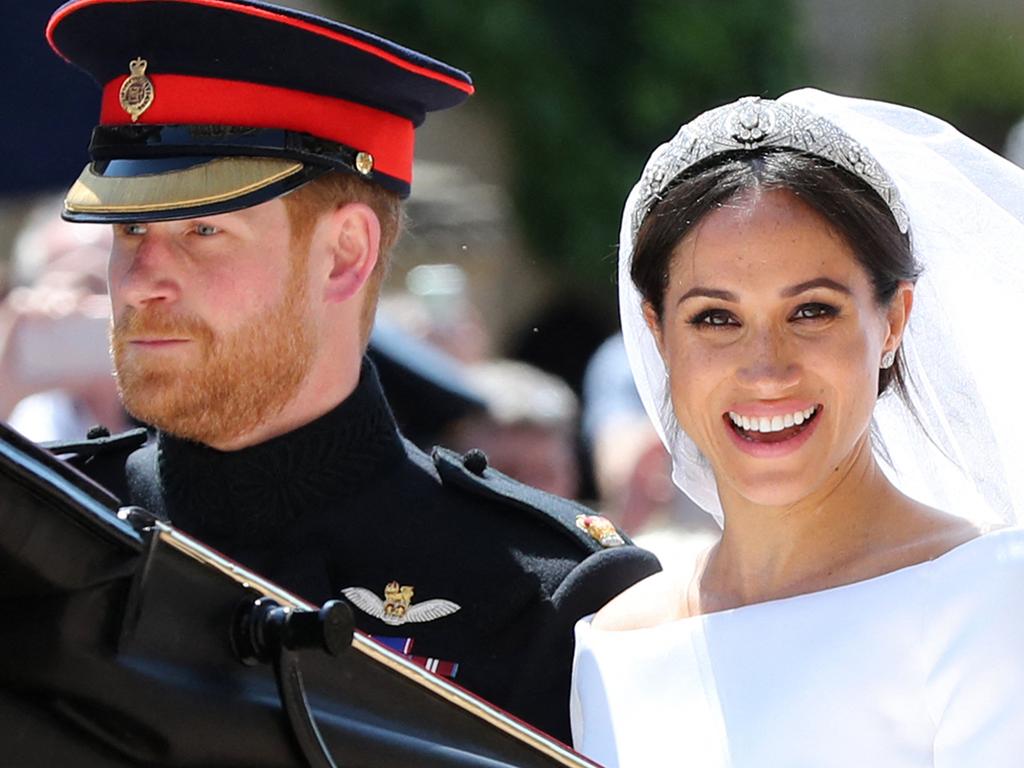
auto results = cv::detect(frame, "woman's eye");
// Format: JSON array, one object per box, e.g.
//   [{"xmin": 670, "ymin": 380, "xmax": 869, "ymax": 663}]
[
  {"xmin": 792, "ymin": 303, "xmax": 837, "ymax": 321},
  {"xmin": 689, "ymin": 309, "xmax": 738, "ymax": 328}
]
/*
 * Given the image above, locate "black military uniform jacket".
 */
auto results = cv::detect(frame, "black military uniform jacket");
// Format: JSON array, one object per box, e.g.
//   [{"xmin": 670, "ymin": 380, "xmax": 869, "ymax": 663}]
[{"xmin": 56, "ymin": 361, "xmax": 660, "ymax": 741}]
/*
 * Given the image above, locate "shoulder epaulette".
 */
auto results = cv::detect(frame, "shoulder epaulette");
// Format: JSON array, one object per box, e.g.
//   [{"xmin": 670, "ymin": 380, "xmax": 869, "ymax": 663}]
[
  {"xmin": 431, "ymin": 446, "xmax": 634, "ymax": 555},
  {"xmin": 43, "ymin": 426, "xmax": 149, "ymax": 459}
]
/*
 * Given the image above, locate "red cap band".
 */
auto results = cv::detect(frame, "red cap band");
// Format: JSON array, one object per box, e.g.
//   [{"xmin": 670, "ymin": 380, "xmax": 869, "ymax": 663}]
[{"xmin": 101, "ymin": 74, "xmax": 415, "ymax": 182}]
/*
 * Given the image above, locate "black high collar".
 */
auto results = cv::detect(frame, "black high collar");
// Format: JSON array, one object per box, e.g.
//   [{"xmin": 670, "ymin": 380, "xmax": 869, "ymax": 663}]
[{"xmin": 156, "ymin": 360, "xmax": 404, "ymax": 547}]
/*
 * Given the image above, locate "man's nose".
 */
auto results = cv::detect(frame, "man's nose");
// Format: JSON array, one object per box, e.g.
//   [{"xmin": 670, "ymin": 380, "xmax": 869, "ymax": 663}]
[{"xmin": 111, "ymin": 233, "xmax": 182, "ymax": 310}]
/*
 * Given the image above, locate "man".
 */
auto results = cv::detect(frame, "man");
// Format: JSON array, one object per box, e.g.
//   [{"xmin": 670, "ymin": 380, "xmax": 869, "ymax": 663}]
[{"xmin": 44, "ymin": 0, "xmax": 660, "ymax": 742}]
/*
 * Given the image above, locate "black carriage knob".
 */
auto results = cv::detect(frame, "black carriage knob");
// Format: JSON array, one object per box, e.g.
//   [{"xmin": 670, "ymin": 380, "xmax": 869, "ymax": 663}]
[{"xmin": 233, "ymin": 597, "xmax": 354, "ymax": 666}]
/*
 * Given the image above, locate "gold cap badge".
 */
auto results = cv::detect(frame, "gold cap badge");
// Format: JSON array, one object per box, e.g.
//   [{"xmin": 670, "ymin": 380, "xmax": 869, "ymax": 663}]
[
  {"xmin": 576, "ymin": 514, "xmax": 626, "ymax": 548},
  {"xmin": 119, "ymin": 58, "xmax": 155, "ymax": 122},
  {"xmin": 354, "ymin": 151, "xmax": 374, "ymax": 176}
]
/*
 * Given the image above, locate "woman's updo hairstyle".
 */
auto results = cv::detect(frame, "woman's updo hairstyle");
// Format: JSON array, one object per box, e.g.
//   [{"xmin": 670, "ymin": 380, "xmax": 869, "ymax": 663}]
[{"xmin": 630, "ymin": 148, "xmax": 921, "ymax": 402}]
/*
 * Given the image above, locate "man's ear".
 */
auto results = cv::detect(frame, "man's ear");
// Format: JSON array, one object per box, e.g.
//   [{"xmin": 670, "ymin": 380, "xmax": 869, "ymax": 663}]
[
  {"xmin": 321, "ymin": 202, "xmax": 381, "ymax": 304},
  {"xmin": 642, "ymin": 301, "xmax": 667, "ymax": 362}
]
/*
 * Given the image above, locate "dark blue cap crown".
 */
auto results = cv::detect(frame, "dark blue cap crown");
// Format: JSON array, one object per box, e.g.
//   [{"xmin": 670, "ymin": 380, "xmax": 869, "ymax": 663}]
[{"xmin": 48, "ymin": 0, "xmax": 474, "ymax": 220}]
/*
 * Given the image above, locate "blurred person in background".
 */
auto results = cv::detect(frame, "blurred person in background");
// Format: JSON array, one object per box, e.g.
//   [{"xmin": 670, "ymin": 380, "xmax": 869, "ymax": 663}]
[
  {"xmin": 444, "ymin": 359, "xmax": 580, "ymax": 499},
  {"xmin": 378, "ymin": 262, "xmax": 491, "ymax": 365},
  {"xmin": 582, "ymin": 333, "xmax": 718, "ymax": 566},
  {"xmin": 372, "ymin": 272, "xmax": 494, "ymax": 449},
  {"xmin": 0, "ymin": 197, "xmax": 128, "ymax": 440},
  {"xmin": 366, "ymin": 315, "xmax": 488, "ymax": 450}
]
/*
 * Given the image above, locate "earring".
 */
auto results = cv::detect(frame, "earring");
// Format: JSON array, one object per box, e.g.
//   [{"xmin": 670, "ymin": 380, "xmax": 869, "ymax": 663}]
[{"xmin": 880, "ymin": 349, "xmax": 896, "ymax": 369}]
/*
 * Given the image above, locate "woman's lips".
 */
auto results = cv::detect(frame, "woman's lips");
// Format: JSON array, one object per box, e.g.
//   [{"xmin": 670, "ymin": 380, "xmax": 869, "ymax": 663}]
[
  {"xmin": 727, "ymin": 405, "xmax": 818, "ymax": 433},
  {"xmin": 722, "ymin": 405, "xmax": 822, "ymax": 457}
]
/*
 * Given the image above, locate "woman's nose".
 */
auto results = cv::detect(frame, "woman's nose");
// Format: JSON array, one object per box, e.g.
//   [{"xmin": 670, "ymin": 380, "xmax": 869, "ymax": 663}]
[{"xmin": 734, "ymin": 327, "xmax": 800, "ymax": 392}]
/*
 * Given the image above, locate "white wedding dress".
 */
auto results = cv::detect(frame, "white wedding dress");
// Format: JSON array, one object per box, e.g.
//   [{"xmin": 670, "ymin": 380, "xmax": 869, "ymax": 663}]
[{"xmin": 570, "ymin": 527, "xmax": 1024, "ymax": 767}]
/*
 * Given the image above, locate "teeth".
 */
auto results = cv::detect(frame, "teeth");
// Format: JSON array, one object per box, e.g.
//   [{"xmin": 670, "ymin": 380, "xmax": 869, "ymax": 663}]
[{"xmin": 729, "ymin": 406, "xmax": 817, "ymax": 433}]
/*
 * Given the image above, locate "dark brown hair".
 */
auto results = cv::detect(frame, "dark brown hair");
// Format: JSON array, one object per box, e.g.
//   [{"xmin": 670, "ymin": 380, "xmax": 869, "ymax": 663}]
[{"xmin": 631, "ymin": 148, "xmax": 921, "ymax": 401}]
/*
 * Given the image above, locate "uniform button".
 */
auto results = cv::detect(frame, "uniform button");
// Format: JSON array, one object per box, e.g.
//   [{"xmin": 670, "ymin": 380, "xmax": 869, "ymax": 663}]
[{"xmin": 462, "ymin": 449, "xmax": 488, "ymax": 476}]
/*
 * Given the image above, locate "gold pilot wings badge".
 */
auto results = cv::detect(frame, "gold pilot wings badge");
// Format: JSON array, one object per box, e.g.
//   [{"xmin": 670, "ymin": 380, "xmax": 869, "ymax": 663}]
[{"xmin": 341, "ymin": 581, "xmax": 461, "ymax": 626}]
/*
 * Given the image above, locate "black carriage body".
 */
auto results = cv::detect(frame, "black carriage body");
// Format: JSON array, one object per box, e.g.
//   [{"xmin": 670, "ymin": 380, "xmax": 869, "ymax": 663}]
[{"xmin": 0, "ymin": 423, "xmax": 595, "ymax": 767}]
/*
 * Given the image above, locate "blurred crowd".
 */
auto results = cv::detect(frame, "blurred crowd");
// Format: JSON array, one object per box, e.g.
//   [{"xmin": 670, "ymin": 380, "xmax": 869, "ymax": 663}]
[{"xmin": 0, "ymin": 197, "xmax": 128, "ymax": 441}]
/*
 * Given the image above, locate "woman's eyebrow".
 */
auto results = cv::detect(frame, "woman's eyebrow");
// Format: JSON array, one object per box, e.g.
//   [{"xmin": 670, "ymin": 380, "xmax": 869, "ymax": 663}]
[
  {"xmin": 676, "ymin": 278, "xmax": 852, "ymax": 305},
  {"xmin": 677, "ymin": 286, "xmax": 737, "ymax": 304},
  {"xmin": 780, "ymin": 277, "xmax": 852, "ymax": 298}
]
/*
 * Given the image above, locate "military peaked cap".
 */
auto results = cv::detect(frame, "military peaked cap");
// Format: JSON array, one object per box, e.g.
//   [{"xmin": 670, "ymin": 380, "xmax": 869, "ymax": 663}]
[{"xmin": 47, "ymin": 0, "xmax": 474, "ymax": 221}]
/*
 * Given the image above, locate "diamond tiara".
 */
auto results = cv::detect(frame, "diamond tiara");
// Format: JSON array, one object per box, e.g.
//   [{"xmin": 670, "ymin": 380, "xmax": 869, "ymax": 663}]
[{"xmin": 629, "ymin": 96, "xmax": 910, "ymax": 239}]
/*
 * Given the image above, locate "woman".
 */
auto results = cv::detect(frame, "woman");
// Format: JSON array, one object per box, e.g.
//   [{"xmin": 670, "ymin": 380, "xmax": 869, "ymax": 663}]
[{"xmin": 570, "ymin": 89, "xmax": 1024, "ymax": 766}]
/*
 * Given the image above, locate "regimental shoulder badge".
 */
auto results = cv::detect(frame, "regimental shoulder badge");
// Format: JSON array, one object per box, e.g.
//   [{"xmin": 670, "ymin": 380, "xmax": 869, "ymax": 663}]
[
  {"xmin": 341, "ymin": 581, "xmax": 460, "ymax": 626},
  {"xmin": 575, "ymin": 514, "xmax": 626, "ymax": 548},
  {"xmin": 119, "ymin": 57, "xmax": 154, "ymax": 122}
]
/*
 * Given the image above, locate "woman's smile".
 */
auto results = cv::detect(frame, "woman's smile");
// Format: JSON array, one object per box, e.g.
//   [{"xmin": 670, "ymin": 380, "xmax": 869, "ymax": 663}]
[{"xmin": 722, "ymin": 403, "xmax": 823, "ymax": 457}]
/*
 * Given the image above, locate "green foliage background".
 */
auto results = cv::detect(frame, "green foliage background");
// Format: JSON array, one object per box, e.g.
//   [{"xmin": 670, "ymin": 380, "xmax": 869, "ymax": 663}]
[
  {"xmin": 337, "ymin": 1, "xmax": 805, "ymax": 292},
  {"xmin": 875, "ymin": 11, "xmax": 1024, "ymax": 153}
]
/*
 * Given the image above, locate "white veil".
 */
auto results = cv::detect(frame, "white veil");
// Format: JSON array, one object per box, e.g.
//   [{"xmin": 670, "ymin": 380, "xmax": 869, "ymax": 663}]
[{"xmin": 619, "ymin": 88, "xmax": 1024, "ymax": 528}]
